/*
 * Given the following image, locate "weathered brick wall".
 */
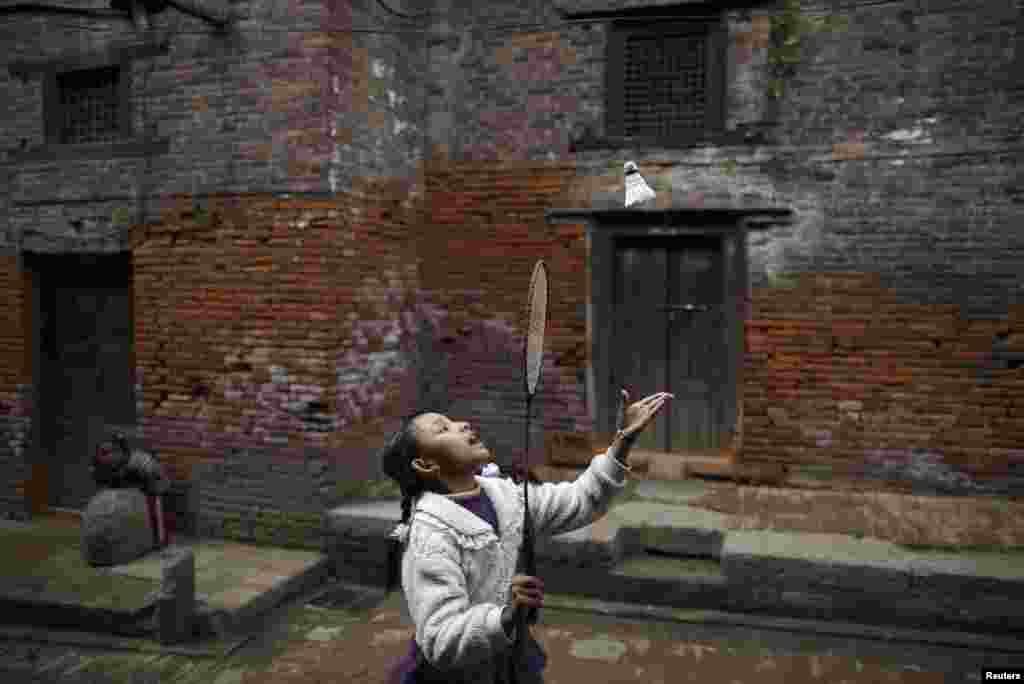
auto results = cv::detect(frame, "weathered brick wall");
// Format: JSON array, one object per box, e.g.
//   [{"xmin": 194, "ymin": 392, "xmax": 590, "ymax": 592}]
[
  {"xmin": 0, "ymin": 255, "xmax": 31, "ymax": 520},
  {"xmin": 735, "ymin": 0, "xmax": 1024, "ymax": 493},
  {"xmin": 421, "ymin": 161, "xmax": 588, "ymax": 471},
  {"xmin": 2, "ymin": 0, "xmax": 1021, "ymax": 528},
  {"xmin": 0, "ymin": 0, "xmax": 426, "ymax": 249},
  {"xmin": 128, "ymin": 184, "xmax": 424, "ymax": 543},
  {"xmin": 746, "ymin": 276, "xmax": 1024, "ymax": 495},
  {"xmin": 420, "ymin": 0, "xmax": 1024, "ymax": 494},
  {"xmin": 0, "ymin": 0, "xmax": 432, "ymax": 536}
]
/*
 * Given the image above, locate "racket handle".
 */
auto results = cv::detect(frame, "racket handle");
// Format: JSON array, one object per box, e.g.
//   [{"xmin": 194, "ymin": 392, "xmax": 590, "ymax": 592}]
[{"xmin": 615, "ymin": 389, "xmax": 626, "ymax": 432}]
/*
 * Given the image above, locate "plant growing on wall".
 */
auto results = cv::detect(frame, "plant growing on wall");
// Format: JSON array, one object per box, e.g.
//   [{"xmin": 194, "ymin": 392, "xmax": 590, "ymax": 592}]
[
  {"xmin": 767, "ymin": 0, "xmax": 849, "ymax": 99},
  {"xmin": 111, "ymin": 206, "xmax": 132, "ymax": 228}
]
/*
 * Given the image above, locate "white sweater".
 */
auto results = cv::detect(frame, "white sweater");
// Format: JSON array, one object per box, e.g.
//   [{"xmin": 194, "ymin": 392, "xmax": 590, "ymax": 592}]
[{"xmin": 393, "ymin": 447, "xmax": 632, "ymax": 680}]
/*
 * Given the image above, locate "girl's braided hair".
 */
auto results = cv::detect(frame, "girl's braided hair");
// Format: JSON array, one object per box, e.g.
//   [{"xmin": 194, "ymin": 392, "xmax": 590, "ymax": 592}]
[{"xmin": 380, "ymin": 409, "xmax": 452, "ymax": 592}]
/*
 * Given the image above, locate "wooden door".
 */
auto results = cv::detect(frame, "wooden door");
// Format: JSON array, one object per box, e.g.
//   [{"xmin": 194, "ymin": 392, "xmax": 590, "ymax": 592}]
[
  {"xmin": 613, "ymin": 236, "xmax": 727, "ymax": 452},
  {"xmin": 40, "ymin": 254, "xmax": 135, "ymax": 510}
]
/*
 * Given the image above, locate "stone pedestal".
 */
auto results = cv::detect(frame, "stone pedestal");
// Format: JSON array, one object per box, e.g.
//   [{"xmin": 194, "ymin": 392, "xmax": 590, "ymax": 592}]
[
  {"xmin": 81, "ymin": 488, "xmax": 155, "ymax": 566},
  {"xmin": 159, "ymin": 548, "xmax": 196, "ymax": 644}
]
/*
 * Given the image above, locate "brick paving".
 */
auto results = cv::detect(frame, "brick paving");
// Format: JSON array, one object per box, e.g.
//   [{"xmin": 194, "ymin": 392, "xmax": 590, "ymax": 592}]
[{"xmin": 232, "ymin": 593, "xmax": 967, "ymax": 684}]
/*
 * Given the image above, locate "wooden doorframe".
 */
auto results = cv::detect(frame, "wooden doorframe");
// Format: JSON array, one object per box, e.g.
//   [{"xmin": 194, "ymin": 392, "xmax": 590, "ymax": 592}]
[
  {"xmin": 21, "ymin": 251, "xmax": 137, "ymax": 514},
  {"xmin": 546, "ymin": 208, "xmax": 791, "ymax": 447},
  {"xmin": 22, "ymin": 253, "xmax": 47, "ymax": 515}
]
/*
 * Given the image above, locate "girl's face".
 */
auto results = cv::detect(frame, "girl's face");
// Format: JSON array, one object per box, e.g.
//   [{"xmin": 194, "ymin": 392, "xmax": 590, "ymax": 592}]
[{"xmin": 410, "ymin": 413, "xmax": 491, "ymax": 483}]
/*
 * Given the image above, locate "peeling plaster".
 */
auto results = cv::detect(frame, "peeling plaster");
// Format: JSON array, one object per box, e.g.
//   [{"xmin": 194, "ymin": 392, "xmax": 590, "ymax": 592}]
[
  {"xmin": 1, "ymin": 384, "xmax": 32, "ymax": 463},
  {"xmin": 387, "ymin": 90, "xmax": 407, "ymax": 108},
  {"xmin": 882, "ymin": 117, "xmax": 939, "ymax": 145},
  {"xmin": 862, "ymin": 448, "xmax": 991, "ymax": 493},
  {"xmin": 882, "ymin": 127, "xmax": 932, "ymax": 144},
  {"xmin": 371, "ymin": 59, "xmax": 395, "ymax": 80},
  {"xmin": 135, "ymin": 291, "xmax": 593, "ymax": 463},
  {"xmin": 661, "ymin": 165, "xmax": 825, "ymax": 282}
]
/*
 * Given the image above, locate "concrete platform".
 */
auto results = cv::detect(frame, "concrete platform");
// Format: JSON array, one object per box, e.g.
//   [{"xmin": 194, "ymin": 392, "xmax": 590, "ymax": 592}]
[
  {"xmin": 1, "ymin": 517, "xmax": 330, "ymax": 641},
  {"xmin": 324, "ymin": 481, "xmax": 1024, "ymax": 636}
]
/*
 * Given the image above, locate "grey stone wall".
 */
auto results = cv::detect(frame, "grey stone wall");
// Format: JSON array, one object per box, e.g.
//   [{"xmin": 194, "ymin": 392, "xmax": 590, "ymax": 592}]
[
  {"xmin": 421, "ymin": 0, "xmax": 1023, "ymax": 317},
  {"xmin": 0, "ymin": 383, "xmax": 32, "ymax": 520},
  {"xmin": 192, "ymin": 447, "xmax": 340, "ymax": 549},
  {"xmin": 0, "ymin": 0, "xmax": 429, "ymax": 254}
]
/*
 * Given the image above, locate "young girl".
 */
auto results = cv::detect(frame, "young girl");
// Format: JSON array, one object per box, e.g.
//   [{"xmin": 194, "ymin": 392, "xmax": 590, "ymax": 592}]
[{"xmin": 381, "ymin": 389, "xmax": 673, "ymax": 684}]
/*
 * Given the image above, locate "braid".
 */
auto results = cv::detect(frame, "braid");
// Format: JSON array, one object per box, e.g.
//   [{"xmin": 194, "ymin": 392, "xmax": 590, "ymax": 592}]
[
  {"xmin": 400, "ymin": 492, "xmax": 414, "ymax": 524},
  {"xmin": 381, "ymin": 409, "xmax": 438, "ymax": 593}
]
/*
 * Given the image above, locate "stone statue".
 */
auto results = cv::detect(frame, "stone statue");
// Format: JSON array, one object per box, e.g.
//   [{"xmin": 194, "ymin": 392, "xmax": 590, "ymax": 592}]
[{"xmin": 82, "ymin": 428, "xmax": 173, "ymax": 566}]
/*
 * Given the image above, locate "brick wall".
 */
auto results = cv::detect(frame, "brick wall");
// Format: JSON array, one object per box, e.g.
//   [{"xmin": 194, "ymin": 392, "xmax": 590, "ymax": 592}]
[
  {"xmin": 419, "ymin": 0, "xmax": 1024, "ymax": 495},
  {"xmin": 128, "ymin": 182, "xmax": 426, "ymax": 541},
  {"xmin": 421, "ymin": 161, "xmax": 587, "ymax": 470},
  {"xmin": 1, "ymin": 0, "xmax": 1022, "ymax": 528},
  {"xmin": 745, "ymin": 275, "xmax": 1024, "ymax": 495},
  {"xmin": 0, "ymin": 0, "xmax": 431, "ymax": 535},
  {"xmin": 0, "ymin": 254, "xmax": 31, "ymax": 519}
]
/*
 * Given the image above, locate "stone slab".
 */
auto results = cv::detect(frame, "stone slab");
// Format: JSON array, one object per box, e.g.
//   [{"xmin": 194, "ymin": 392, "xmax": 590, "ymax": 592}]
[
  {"xmin": 908, "ymin": 548, "xmax": 1024, "ymax": 598},
  {"xmin": 158, "ymin": 548, "xmax": 195, "ymax": 645},
  {"xmin": 609, "ymin": 502, "xmax": 730, "ymax": 557},
  {"xmin": 631, "ymin": 479, "xmax": 717, "ymax": 506},
  {"xmin": 721, "ymin": 530, "xmax": 916, "ymax": 594}
]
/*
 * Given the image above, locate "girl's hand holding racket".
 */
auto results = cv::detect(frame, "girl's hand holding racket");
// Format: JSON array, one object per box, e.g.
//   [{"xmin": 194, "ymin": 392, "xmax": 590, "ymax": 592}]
[
  {"xmin": 509, "ymin": 574, "xmax": 544, "ymax": 612},
  {"xmin": 502, "ymin": 574, "xmax": 545, "ymax": 636}
]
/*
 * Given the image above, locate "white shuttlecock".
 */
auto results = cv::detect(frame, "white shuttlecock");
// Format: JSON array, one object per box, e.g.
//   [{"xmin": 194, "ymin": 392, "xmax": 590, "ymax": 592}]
[{"xmin": 624, "ymin": 161, "xmax": 656, "ymax": 207}]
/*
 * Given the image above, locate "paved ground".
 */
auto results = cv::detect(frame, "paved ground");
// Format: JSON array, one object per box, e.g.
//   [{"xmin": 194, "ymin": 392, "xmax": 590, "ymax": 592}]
[
  {"xmin": 6, "ymin": 475, "xmax": 1024, "ymax": 682},
  {"xmin": 3, "ymin": 584, "xmax": 1020, "ymax": 684}
]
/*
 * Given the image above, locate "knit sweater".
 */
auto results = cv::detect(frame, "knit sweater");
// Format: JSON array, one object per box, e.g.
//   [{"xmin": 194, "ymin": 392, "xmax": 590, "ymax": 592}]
[
  {"xmin": 392, "ymin": 486, "xmax": 547, "ymax": 683},
  {"xmin": 388, "ymin": 446, "xmax": 632, "ymax": 684}
]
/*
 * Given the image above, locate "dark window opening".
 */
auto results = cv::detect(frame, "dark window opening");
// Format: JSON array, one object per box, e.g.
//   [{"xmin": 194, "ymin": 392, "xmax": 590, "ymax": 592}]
[
  {"xmin": 607, "ymin": 18, "xmax": 726, "ymax": 146},
  {"xmin": 55, "ymin": 65, "xmax": 124, "ymax": 144}
]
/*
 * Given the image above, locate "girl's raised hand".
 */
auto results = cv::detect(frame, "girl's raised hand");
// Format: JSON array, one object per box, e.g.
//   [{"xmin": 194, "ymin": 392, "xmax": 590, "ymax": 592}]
[{"xmin": 617, "ymin": 389, "xmax": 674, "ymax": 439}]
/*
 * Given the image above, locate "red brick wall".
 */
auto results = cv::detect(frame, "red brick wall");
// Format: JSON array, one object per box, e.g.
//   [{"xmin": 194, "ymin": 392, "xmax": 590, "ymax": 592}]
[
  {"xmin": 421, "ymin": 160, "xmax": 592, "ymax": 469},
  {"xmin": 0, "ymin": 254, "xmax": 31, "ymax": 518},
  {"xmin": 744, "ymin": 273, "xmax": 1024, "ymax": 493},
  {"xmin": 130, "ymin": 180, "xmax": 421, "ymax": 486}
]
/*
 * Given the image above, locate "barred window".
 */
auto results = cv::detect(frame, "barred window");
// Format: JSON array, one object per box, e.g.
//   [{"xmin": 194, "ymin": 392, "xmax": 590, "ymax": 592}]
[
  {"xmin": 607, "ymin": 18, "xmax": 726, "ymax": 145},
  {"xmin": 57, "ymin": 66, "xmax": 123, "ymax": 144},
  {"xmin": 44, "ymin": 64, "xmax": 130, "ymax": 146}
]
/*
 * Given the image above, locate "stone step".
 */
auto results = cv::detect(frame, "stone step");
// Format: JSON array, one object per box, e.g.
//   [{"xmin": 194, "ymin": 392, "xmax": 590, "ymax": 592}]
[
  {"xmin": 539, "ymin": 551, "xmax": 729, "ymax": 611},
  {"xmin": 324, "ymin": 498, "xmax": 1024, "ymax": 635},
  {"xmin": 0, "ymin": 525, "xmax": 331, "ymax": 643}
]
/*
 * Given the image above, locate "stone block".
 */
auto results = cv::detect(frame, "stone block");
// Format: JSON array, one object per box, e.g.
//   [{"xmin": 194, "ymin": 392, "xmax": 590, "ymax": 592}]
[
  {"xmin": 81, "ymin": 488, "xmax": 155, "ymax": 566},
  {"xmin": 721, "ymin": 530, "xmax": 914, "ymax": 595},
  {"xmin": 159, "ymin": 548, "xmax": 196, "ymax": 645}
]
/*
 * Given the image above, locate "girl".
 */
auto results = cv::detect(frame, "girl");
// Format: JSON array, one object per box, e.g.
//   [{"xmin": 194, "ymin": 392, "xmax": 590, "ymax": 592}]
[{"xmin": 381, "ymin": 389, "xmax": 673, "ymax": 684}]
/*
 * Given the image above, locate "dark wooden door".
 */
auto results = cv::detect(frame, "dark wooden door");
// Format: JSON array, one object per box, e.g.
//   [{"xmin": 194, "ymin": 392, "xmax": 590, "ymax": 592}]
[
  {"xmin": 40, "ymin": 254, "xmax": 135, "ymax": 510},
  {"xmin": 613, "ymin": 236, "xmax": 727, "ymax": 451}
]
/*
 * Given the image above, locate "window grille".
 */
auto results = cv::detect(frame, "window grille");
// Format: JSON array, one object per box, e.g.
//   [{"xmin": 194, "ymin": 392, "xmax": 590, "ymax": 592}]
[
  {"xmin": 607, "ymin": 19, "xmax": 725, "ymax": 145},
  {"xmin": 624, "ymin": 32, "xmax": 707, "ymax": 139},
  {"xmin": 56, "ymin": 66, "xmax": 123, "ymax": 144}
]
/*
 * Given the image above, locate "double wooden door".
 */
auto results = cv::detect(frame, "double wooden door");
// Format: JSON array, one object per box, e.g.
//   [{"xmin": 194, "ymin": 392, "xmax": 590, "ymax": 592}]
[{"xmin": 613, "ymin": 236, "xmax": 729, "ymax": 451}]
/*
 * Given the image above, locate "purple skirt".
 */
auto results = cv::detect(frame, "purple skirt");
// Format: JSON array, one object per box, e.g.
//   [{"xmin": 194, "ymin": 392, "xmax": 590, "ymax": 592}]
[{"xmin": 388, "ymin": 636, "xmax": 546, "ymax": 684}]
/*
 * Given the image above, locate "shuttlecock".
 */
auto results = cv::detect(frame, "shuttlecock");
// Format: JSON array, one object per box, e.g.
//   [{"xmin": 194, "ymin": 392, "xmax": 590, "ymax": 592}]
[{"xmin": 624, "ymin": 161, "xmax": 656, "ymax": 207}]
